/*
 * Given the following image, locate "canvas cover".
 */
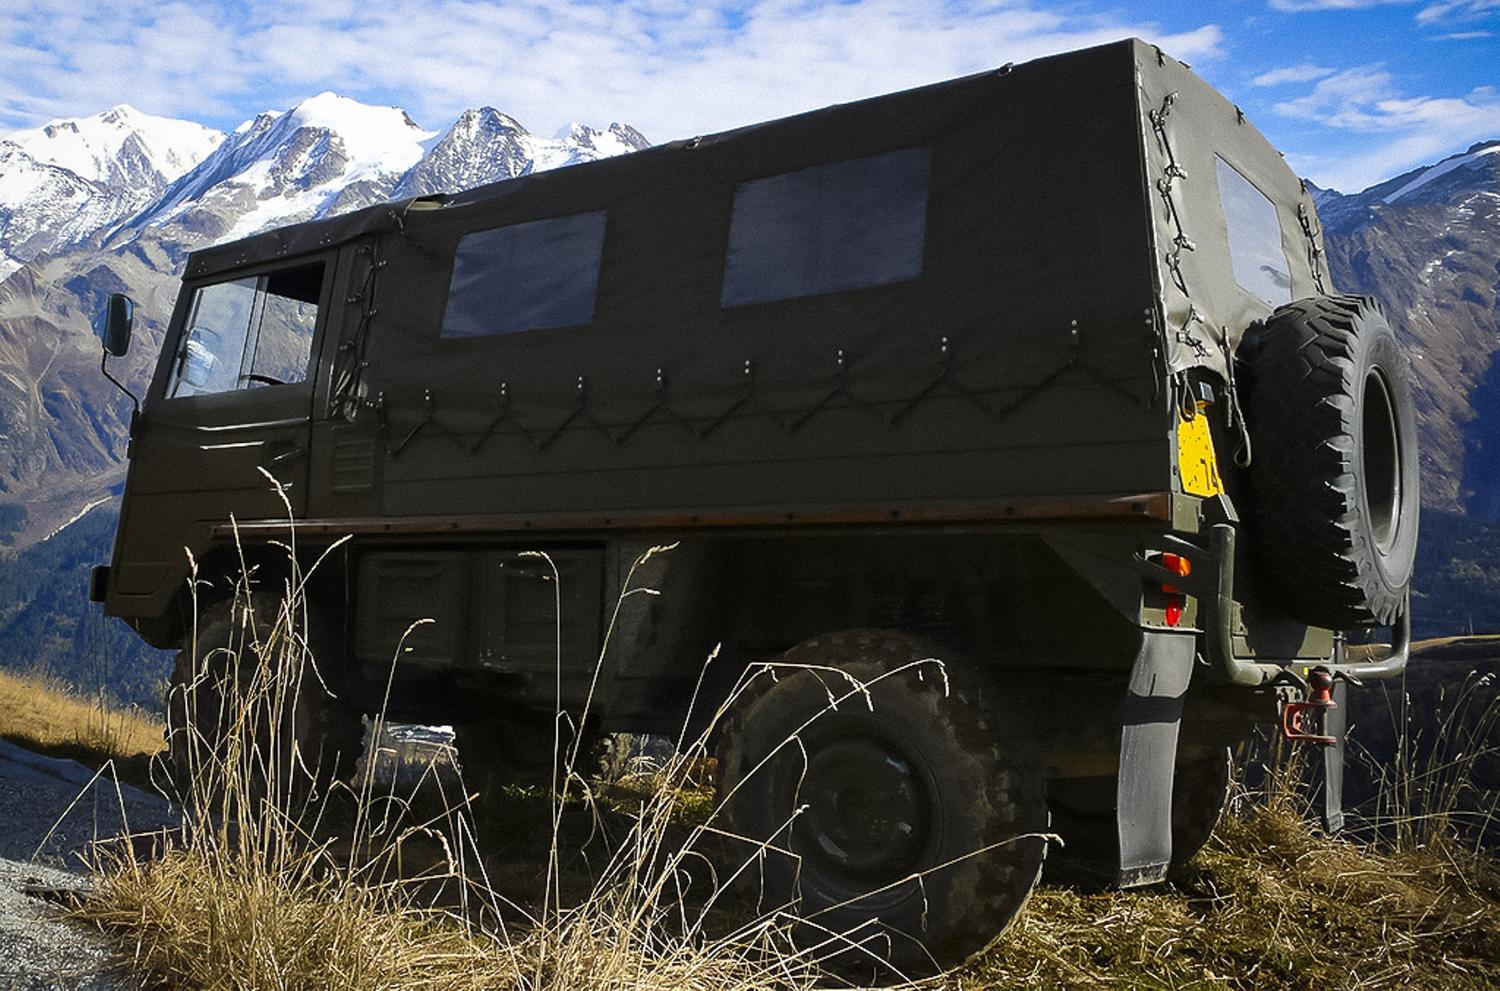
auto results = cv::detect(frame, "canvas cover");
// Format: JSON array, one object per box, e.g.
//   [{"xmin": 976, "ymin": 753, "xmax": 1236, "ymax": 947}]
[{"xmin": 167, "ymin": 39, "xmax": 1328, "ymax": 526}]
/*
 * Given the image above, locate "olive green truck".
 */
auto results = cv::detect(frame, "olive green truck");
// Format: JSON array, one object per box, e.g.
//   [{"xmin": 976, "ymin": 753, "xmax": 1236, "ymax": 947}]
[{"xmin": 93, "ymin": 39, "xmax": 1418, "ymax": 970}]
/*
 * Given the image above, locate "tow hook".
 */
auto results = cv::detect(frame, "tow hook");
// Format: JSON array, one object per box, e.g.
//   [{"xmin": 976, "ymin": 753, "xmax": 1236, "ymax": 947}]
[{"xmin": 1280, "ymin": 668, "xmax": 1338, "ymax": 745}]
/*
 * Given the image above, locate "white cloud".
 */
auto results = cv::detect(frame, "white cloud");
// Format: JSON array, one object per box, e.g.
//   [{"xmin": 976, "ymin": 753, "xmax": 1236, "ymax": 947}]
[
  {"xmin": 1428, "ymin": 27, "xmax": 1495, "ymax": 34},
  {"xmin": 1272, "ymin": 65, "xmax": 1500, "ymax": 189},
  {"xmin": 1268, "ymin": 1, "xmax": 1409, "ymax": 10},
  {"xmin": 1264, "ymin": 0, "xmax": 1500, "ymax": 22},
  {"xmin": 1273, "ymin": 66, "xmax": 1402, "ymax": 128},
  {"xmin": 1252, "ymin": 63, "xmax": 1336, "ymax": 86},
  {"xmin": 0, "ymin": 1, "xmax": 1224, "ymax": 143},
  {"xmin": 1417, "ymin": 0, "xmax": 1500, "ymax": 24}
]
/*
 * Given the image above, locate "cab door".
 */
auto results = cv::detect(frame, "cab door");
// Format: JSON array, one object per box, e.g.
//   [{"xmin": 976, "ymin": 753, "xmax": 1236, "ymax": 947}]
[{"xmin": 110, "ymin": 257, "xmax": 333, "ymax": 602}]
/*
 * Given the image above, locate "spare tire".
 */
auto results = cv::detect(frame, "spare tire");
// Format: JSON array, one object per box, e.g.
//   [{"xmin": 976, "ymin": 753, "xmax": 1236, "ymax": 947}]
[{"xmin": 1239, "ymin": 294, "xmax": 1419, "ymax": 628}]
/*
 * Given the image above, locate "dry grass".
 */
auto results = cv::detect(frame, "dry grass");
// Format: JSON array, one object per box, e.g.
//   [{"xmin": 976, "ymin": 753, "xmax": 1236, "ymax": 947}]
[
  {"xmin": 73, "ymin": 539, "xmax": 837, "ymax": 991},
  {"xmin": 1346, "ymin": 643, "xmax": 1500, "ymax": 856},
  {"xmin": 59, "ymin": 519, "xmax": 1500, "ymax": 990},
  {"xmin": 84, "ymin": 852, "xmax": 518, "ymax": 990},
  {"xmin": 963, "ymin": 804, "xmax": 1499, "ymax": 990},
  {"xmin": 0, "ymin": 668, "xmax": 162, "ymax": 789}
]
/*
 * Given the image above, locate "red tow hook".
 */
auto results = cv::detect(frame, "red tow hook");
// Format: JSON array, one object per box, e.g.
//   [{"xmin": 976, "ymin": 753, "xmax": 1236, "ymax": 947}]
[{"xmin": 1280, "ymin": 669, "xmax": 1339, "ymax": 746}]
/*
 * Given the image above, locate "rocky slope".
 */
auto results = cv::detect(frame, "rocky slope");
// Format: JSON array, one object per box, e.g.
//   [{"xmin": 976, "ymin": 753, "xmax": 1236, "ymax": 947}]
[{"xmin": 1316, "ymin": 142, "xmax": 1500, "ymax": 518}]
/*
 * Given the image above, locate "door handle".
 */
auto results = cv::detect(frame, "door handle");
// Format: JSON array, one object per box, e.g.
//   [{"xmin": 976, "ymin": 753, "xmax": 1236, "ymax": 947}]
[{"xmin": 263, "ymin": 440, "xmax": 307, "ymax": 467}]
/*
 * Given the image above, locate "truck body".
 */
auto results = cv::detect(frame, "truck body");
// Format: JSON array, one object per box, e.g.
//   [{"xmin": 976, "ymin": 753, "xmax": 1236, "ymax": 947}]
[{"xmin": 93, "ymin": 39, "xmax": 1419, "ymax": 969}]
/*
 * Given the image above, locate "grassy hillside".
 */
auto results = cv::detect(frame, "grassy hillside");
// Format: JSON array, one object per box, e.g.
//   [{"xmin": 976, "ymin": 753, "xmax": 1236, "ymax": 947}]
[
  {"xmin": 0, "ymin": 668, "xmax": 162, "ymax": 789},
  {"xmin": 1413, "ymin": 509, "xmax": 1500, "ymax": 638},
  {"xmin": 0, "ymin": 502, "xmax": 171, "ymax": 708}
]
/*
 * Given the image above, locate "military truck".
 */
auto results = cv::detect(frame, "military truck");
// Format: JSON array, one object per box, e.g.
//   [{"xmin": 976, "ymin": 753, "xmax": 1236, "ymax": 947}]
[{"xmin": 92, "ymin": 39, "xmax": 1418, "ymax": 970}]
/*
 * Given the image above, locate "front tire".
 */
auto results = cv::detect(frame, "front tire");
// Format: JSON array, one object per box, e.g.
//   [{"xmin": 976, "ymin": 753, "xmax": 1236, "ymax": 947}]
[
  {"xmin": 165, "ymin": 595, "xmax": 362, "ymax": 810},
  {"xmin": 714, "ymin": 631, "xmax": 1047, "ymax": 974}
]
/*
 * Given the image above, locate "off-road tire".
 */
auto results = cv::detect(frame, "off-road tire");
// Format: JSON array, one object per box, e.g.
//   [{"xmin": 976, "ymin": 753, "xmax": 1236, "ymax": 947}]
[
  {"xmin": 1169, "ymin": 746, "xmax": 1233, "ymax": 871},
  {"xmin": 1239, "ymin": 294, "xmax": 1419, "ymax": 628},
  {"xmin": 713, "ymin": 631, "xmax": 1048, "ymax": 975},
  {"xmin": 165, "ymin": 595, "xmax": 363, "ymax": 808},
  {"xmin": 1046, "ymin": 746, "xmax": 1233, "ymax": 882}
]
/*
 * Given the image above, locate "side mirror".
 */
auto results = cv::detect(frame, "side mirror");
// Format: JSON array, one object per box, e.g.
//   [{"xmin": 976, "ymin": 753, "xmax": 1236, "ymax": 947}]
[{"xmin": 102, "ymin": 293, "xmax": 134, "ymax": 357}]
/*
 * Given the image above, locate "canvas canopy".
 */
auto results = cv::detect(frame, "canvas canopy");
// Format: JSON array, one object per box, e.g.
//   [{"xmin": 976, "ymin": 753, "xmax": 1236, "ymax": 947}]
[{"xmin": 170, "ymin": 39, "xmax": 1328, "ymax": 521}]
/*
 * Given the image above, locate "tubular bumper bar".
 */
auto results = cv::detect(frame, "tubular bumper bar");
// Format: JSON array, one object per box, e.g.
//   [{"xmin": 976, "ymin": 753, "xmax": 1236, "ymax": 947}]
[{"xmin": 1196, "ymin": 523, "xmax": 1410, "ymax": 687}]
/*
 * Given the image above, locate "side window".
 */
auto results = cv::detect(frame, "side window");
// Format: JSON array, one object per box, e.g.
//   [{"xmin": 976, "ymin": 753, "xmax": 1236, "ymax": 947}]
[
  {"xmin": 168, "ymin": 263, "xmax": 324, "ymax": 399},
  {"xmin": 441, "ymin": 211, "xmax": 606, "ymax": 338},
  {"xmin": 1215, "ymin": 156, "xmax": 1292, "ymax": 307},
  {"xmin": 721, "ymin": 147, "xmax": 930, "ymax": 307}
]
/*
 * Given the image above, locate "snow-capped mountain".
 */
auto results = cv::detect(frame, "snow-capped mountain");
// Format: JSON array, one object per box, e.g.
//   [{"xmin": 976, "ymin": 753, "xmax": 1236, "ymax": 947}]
[
  {"xmin": 9, "ymin": 104, "xmax": 220, "ymax": 188},
  {"xmin": 0, "ymin": 105, "xmax": 221, "ymax": 280},
  {"xmin": 393, "ymin": 107, "xmax": 533, "ymax": 198},
  {"xmin": 1313, "ymin": 141, "xmax": 1500, "ymax": 231},
  {"xmin": 392, "ymin": 111, "xmax": 649, "ymax": 198},
  {"xmin": 122, "ymin": 92, "xmax": 436, "ymax": 244},
  {"xmin": 116, "ymin": 94, "xmax": 650, "ymax": 251},
  {"xmin": 0, "ymin": 92, "xmax": 649, "ymax": 548}
]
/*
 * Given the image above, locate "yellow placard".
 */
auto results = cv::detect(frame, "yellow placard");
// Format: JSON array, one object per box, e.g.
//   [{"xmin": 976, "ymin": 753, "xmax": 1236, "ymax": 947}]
[{"xmin": 1177, "ymin": 411, "xmax": 1224, "ymax": 497}]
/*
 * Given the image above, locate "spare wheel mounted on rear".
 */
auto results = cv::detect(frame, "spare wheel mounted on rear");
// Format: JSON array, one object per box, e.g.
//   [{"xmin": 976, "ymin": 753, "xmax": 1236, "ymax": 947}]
[{"xmin": 1238, "ymin": 294, "xmax": 1419, "ymax": 629}]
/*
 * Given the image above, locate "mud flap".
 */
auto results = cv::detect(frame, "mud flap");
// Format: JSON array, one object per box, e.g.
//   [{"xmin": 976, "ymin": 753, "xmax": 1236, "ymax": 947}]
[
  {"xmin": 1319, "ymin": 678, "xmax": 1348, "ymax": 833},
  {"xmin": 1116, "ymin": 631, "xmax": 1195, "ymax": 887}
]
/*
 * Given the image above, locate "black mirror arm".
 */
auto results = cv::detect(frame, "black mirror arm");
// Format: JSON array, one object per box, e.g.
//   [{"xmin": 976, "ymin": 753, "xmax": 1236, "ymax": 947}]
[{"xmin": 100, "ymin": 349, "xmax": 140, "ymax": 433}]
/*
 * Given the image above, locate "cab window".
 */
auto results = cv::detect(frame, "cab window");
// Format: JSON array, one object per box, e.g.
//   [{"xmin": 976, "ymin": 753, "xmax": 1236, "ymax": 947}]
[{"xmin": 168, "ymin": 263, "xmax": 325, "ymax": 399}]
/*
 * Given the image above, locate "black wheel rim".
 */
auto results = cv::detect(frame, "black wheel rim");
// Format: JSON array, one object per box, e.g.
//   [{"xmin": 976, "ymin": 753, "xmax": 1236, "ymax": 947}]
[
  {"xmin": 1362, "ymin": 367, "xmax": 1403, "ymax": 554},
  {"xmin": 795, "ymin": 736, "xmax": 930, "ymax": 885}
]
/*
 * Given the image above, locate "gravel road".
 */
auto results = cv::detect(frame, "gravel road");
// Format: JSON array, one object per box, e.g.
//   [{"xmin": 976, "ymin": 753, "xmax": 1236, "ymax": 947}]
[{"xmin": 0, "ymin": 739, "xmax": 177, "ymax": 990}]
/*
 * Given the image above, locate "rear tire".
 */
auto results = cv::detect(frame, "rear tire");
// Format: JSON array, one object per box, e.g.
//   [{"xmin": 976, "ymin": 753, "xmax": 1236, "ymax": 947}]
[
  {"xmin": 1169, "ymin": 747, "xmax": 1233, "ymax": 870},
  {"xmin": 1239, "ymin": 294, "xmax": 1419, "ymax": 628},
  {"xmin": 1047, "ymin": 747, "xmax": 1233, "ymax": 882},
  {"xmin": 714, "ymin": 631, "xmax": 1047, "ymax": 975}
]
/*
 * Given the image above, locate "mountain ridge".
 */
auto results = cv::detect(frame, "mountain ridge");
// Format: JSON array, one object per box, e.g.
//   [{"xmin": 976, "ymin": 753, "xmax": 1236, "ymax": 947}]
[
  {"xmin": 1314, "ymin": 141, "xmax": 1500, "ymax": 518},
  {"xmin": 0, "ymin": 94, "xmax": 648, "ymax": 549},
  {"xmin": 0, "ymin": 95, "xmax": 1492, "ymax": 548},
  {"xmin": 0, "ymin": 105, "xmax": 222, "ymax": 282}
]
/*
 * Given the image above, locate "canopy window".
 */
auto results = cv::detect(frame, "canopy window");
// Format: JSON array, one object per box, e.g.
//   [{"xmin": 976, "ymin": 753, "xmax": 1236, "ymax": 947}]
[
  {"xmin": 442, "ymin": 211, "xmax": 607, "ymax": 338},
  {"xmin": 721, "ymin": 147, "xmax": 931, "ymax": 307},
  {"xmin": 1215, "ymin": 155, "xmax": 1291, "ymax": 307}
]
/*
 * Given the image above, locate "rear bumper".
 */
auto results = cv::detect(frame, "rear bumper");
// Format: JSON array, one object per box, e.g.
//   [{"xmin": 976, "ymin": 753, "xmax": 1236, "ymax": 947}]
[{"xmin": 1195, "ymin": 523, "xmax": 1409, "ymax": 687}]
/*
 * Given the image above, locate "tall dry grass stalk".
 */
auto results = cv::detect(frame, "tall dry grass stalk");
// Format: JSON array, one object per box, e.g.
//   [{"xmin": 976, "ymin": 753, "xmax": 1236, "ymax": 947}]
[
  {"xmin": 73, "ymin": 529, "xmax": 957, "ymax": 989},
  {"xmin": 1354, "ymin": 671, "xmax": 1500, "ymax": 857},
  {"xmin": 65, "ymin": 491, "xmax": 1496, "ymax": 988}
]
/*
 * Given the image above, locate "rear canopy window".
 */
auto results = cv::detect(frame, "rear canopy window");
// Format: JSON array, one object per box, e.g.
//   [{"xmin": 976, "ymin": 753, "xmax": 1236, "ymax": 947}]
[
  {"xmin": 1216, "ymin": 156, "xmax": 1292, "ymax": 307},
  {"xmin": 721, "ymin": 147, "xmax": 930, "ymax": 307},
  {"xmin": 441, "ymin": 211, "xmax": 606, "ymax": 338}
]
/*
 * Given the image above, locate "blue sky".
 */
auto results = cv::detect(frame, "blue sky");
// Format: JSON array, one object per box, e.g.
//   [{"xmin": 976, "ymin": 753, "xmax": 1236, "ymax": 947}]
[{"xmin": 0, "ymin": 0, "xmax": 1495, "ymax": 192}]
